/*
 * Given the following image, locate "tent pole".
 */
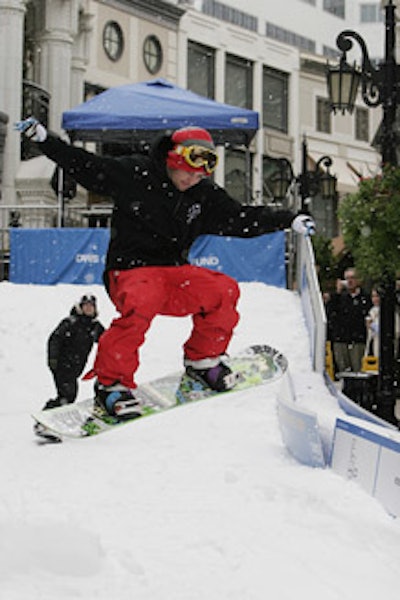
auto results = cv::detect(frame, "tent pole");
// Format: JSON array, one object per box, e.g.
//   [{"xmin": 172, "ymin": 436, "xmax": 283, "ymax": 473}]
[
  {"xmin": 245, "ymin": 147, "xmax": 252, "ymax": 204},
  {"xmin": 57, "ymin": 166, "xmax": 65, "ymax": 228}
]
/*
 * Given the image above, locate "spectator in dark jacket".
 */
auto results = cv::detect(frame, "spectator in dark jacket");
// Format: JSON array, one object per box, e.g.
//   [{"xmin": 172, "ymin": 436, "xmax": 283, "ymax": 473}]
[
  {"xmin": 44, "ymin": 295, "xmax": 105, "ymax": 410},
  {"xmin": 16, "ymin": 117, "xmax": 315, "ymax": 420},
  {"xmin": 327, "ymin": 268, "xmax": 372, "ymax": 374}
]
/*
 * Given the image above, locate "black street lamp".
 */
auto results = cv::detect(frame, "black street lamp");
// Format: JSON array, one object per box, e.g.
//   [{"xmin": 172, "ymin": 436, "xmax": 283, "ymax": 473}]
[
  {"xmin": 269, "ymin": 157, "xmax": 294, "ymax": 202},
  {"xmin": 327, "ymin": 0, "xmax": 398, "ymax": 424},
  {"xmin": 298, "ymin": 136, "xmax": 337, "ymax": 211},
  {"xmin": 271, "ymin": 136, "xmax": 337, "ymax": 211}
]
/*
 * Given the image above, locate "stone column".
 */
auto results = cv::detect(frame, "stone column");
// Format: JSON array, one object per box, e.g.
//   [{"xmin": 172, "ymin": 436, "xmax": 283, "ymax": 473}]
[
  {"xmin": 71, "ymin": 9, "xmax": 93, "ymax": 110},
  {"xmin": 36, "ymin": 0, "xmax": 80, "ymax": 132},
  {"xmin": 0, "ymin": 0, "xmax": 26, "ymax": 205}
]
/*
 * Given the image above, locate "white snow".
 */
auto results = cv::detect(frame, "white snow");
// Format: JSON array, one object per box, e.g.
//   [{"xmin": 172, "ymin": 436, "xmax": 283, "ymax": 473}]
[{"xmin": 1, "ymin": 280, "xmax": 400, "ymax": 600}]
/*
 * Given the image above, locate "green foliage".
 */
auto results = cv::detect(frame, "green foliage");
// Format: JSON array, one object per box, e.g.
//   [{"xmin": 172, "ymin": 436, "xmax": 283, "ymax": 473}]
[{"xmin": 338, "ymin": 165, "xmax": 400, "ymax": 281}]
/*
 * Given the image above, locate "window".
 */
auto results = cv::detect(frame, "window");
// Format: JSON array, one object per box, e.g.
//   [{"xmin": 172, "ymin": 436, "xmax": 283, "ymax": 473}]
[
  {"xmin": 225, "ymin": 55, "xmax": 253, "ymax": 109},
  {"xmin": 323, "ymin": 0, "xmax": 345, "ymax": 19},
  {"xmin": 360, "ymin": 3, "xmax": 383, "ymax": 23},
  {"xmin": 187, "ymin": 41, "xmax": 215, "ymax": 99},
  {"xmin": 224, "ymin": 148, "xmax": 252, "ymax": 203},
  {"xmin": 143, "ymin": 35, "xmax": 163, "ymax": 75},
  {"xmin": 323, "ymin": 45, "xmax": 341, "ymax": 59},
  {"xmin": 266, "ymin": 22, "xmax": 315, "ymax": 53},
  {"xmin": 202, "ymin": 0, "xmax": 258, "ymax": 32},
  {"xmin": 84, "ymin": 82, "xmax": 106, "ymax": 100},
  {"xmin": 263, "ymin": 67, "xmax": 289, "ymax": 133},
  {"xmin": 316, "ymin": 97, "xmax": 332, "ymax": 134},
  {"xmin": 103, "ymin": 21, "xmax": 124, "ymax": 62},
  {"xmin": 262, "ymin": 156, "xmax": 293, "ymax": 209},
  {"xmin": 355, "ymin": 107, "xmax": 369, "ymax": 142}
]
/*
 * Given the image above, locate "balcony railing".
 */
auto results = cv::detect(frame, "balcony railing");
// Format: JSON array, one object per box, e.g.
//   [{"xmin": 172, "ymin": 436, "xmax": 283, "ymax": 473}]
[{"xmin": 21, "ymin": 80, "xmax": 50, "ymax": 160}]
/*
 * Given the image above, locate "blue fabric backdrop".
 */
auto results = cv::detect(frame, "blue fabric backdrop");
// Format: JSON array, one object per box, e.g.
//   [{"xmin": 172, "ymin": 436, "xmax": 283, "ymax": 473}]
[
  {"xmin": 9, "ymin": 229, "xmax": 109, "ymax": 285},
  {"xmin": 188, "ymin": 231, "xmax": 286, "ymax": 287},
  {"xmin": 9, "ymin": 229, "xmax": 286, "ymax": 287}
]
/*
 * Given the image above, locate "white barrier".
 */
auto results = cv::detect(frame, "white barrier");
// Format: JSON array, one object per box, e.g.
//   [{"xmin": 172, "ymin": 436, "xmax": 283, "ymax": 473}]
[
  {"xmin": 296, "ymin": 235, "xmax": 326, "ymax": 374},
  {"xmin": 331, "ymin": 418, "xmax": 400, "ymax": 517},
  {"xmin": 277, "ymin": 372, "xmax": 326, "ymax": 468},
  {"xmin": 276, "ymin": 233, "xmax": 400, "ymax": 517},
  {"xmin": 276, "ymin": 234, "xmax": 327, "ymax": 468}
]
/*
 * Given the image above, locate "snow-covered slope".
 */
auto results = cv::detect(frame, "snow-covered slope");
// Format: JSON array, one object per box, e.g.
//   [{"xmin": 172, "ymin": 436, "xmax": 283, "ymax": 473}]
[{"xmin": 1, "ymin": 281, "xmax": 400, "ymax": 600}]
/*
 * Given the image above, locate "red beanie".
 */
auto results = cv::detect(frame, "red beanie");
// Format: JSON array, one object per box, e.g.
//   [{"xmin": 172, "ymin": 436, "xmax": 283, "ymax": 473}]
[
  {"xmin": 171, "ymin": 127, "xmax": 215, "ymax": 149},
  {"xmin": 166, "ymin": 127, "xmax": 216, "ymax": 174}
]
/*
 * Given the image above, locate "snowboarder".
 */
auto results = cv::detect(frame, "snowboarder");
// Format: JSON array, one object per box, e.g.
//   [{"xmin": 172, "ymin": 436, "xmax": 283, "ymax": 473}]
[
  {"xmin": 43, "ymin": 294, "xmax": 105, "ymax": 410},
  {"xmin": 16, "ymin": 117, "xmax": 315, "ymax": 419}
]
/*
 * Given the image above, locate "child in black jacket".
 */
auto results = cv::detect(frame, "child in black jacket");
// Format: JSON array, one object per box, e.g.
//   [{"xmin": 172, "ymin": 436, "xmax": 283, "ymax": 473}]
[{"xmin": 44, "ymin": 295, "xmax": 104, "ymax": 409}]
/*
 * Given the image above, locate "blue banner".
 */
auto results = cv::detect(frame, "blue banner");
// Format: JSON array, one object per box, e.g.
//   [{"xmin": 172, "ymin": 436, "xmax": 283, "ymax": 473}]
[
  {"xmin": 9, "ymin": 228, "xmax": 110, "ymax": 285},
  {"xmin": 189, "ymin": 231, "xmax": 286, "ymax": 287},
  {"xmin": 9, "ymin": 229, "xmax": 286, "ymax": 286}
]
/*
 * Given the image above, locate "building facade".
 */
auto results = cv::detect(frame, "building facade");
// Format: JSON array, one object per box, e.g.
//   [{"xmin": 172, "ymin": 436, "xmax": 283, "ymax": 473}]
[{"xmin": 0, "ymin": 0, "xmax": 388, "ymax": 242}]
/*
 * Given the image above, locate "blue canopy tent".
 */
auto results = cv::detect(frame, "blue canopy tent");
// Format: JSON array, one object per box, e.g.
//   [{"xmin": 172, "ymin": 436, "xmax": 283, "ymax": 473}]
[
  {"xmin": 62, "ymin": 78, "xmax": 259, "ymax": 147},
  {"xmin": 61, "ymin": 78, "xmax": 259, "ymax": 204}
]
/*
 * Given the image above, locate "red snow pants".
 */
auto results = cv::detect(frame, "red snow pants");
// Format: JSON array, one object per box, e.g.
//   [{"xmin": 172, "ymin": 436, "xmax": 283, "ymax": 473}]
[{"xmin": 94, "ymin": 265, "xmax": 240, "ymax": 388}]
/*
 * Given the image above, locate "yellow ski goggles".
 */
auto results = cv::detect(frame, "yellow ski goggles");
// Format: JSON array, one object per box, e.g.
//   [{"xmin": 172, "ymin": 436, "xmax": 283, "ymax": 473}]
[{"xmin": 174, "ymin": 144, "xmax": 219, "ymax": 174}]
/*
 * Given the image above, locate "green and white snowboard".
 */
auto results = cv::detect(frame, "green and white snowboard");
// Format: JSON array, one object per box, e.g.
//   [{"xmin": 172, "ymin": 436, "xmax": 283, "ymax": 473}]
[{"xmin": 32, "ymin": 344, "xmax": 287, "ymax": 442}]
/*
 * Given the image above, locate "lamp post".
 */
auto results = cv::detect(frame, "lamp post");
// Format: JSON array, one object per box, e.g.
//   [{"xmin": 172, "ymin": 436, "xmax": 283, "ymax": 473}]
[
  {"xmin": 327, "ymin": 0, "xmax": 398, "ymax": 424},
  {"xmin": 298, "ymin": 136, "xmax": 336, "ymax": 212},
  {"xmin": 271, "ymin": 136, "xmax": 337, "ymax": 211}
]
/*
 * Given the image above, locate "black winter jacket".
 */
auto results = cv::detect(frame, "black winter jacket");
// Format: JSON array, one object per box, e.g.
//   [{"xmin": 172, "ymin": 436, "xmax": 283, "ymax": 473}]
[
  {"xmin": 47, "ymin": 306, "xmax": 105, "ymax": 377},
  {"xmin": 326, "ymin": 289, "xmax": 372, "ymax": 344},
  {"xmin": 39, "ymin": 133, "xmax": 295, "ymax": 273}
]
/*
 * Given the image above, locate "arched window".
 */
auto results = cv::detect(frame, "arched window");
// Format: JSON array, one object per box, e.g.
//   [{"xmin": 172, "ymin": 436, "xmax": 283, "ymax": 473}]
[
  {"xmin": 143, "ymin": 35, "xmax": 163, "ymax": 74},
  {"xmin": 103, "ymin": 21, "xmax": 124, "ymax": 62}
]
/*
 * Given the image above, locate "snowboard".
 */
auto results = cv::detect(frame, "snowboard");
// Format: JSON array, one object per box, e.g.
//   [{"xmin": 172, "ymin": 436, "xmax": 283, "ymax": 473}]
[{"xmin": 32, "ymin": 344, "xmax": 287, "ymax": 442}]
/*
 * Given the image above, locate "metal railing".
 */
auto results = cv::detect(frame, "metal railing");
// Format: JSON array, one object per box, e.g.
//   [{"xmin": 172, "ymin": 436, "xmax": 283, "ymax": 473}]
[{"xmin": 21, "ymin": 80, "xmax": 50, "ymax": 160}]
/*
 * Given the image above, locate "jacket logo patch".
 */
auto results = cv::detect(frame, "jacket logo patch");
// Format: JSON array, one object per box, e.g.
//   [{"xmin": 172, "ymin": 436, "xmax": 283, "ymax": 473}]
[{"xmin": 187, "ymin": 203, "xmax": 201, "ymax": 224}]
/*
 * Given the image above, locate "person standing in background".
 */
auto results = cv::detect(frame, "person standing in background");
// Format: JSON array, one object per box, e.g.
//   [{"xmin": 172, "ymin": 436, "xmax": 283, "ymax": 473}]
[
  {"xmin": 365, "ymin": 287, "xmax": 380, "ymax": 358},
  {"xmin": 327, "ymin": 268, "xmax": 372, "ymax": 374}
]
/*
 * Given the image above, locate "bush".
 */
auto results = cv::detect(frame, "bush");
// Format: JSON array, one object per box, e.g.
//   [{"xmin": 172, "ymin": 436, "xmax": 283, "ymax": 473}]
[{"xmin": 338, "ymin": 165, "xmax": 400, "ymax": 281}]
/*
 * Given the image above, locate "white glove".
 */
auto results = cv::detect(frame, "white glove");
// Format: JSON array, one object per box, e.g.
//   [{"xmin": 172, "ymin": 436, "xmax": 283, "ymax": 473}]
[
  {"xmin": 14, "ymin": 116, "xmax": 47, "ymax": 142},
  {"xmin": 291, "ymin": 214, "xmax": 316, "ymax": 236}
]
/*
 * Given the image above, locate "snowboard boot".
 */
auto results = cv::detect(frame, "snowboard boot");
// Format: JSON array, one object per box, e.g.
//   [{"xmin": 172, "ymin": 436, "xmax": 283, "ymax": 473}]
[
  {"xmin": 42, "ymin": 397, "xmax": 69, "ymax": 411},
  {"xmin": 94, "ymin": 381, "xmax": 142, "ymax": 420},
  {"xmin": 185, "ymin": 358, "xmax": 241, "ymax": 392}
]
